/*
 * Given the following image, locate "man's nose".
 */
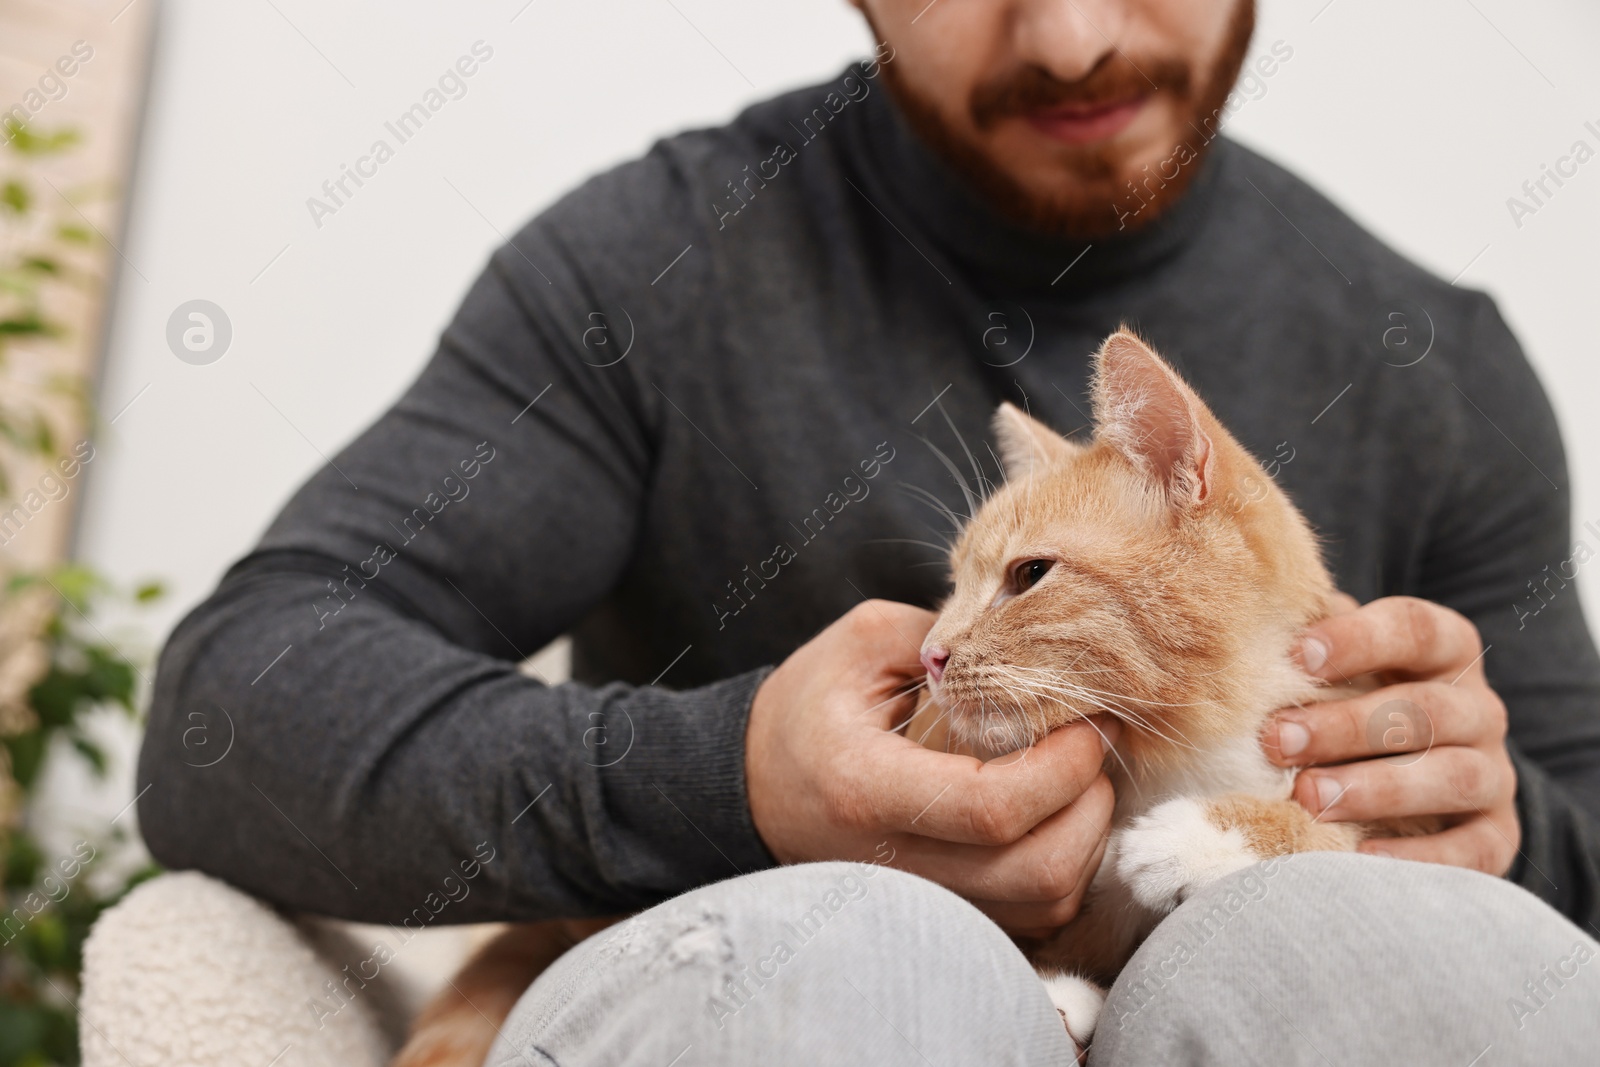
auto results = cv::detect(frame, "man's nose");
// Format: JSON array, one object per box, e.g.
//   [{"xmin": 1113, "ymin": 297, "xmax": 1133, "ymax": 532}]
[
  {"xmin": 1011, "ymin": 0, "xmax": 1122, "ymax": 85},
  {"xmin": 920, "ymin": 645, "xmax": 950, "ymax": 683}
]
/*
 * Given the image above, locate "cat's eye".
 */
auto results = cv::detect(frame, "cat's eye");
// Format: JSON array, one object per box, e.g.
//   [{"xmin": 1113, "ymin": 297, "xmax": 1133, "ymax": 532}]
[{"xmin": 1012, "ymin": 559, "xmax": 1053, "ymax": 592}]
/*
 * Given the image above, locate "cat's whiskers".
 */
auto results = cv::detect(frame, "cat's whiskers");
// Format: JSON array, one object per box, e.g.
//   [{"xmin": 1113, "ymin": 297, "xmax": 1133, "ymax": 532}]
[
  {"xmin": 1047, "ymin": 685, "xmax": 1202, "ymax": 753},
  {"xmin": 918, "ymin": 436, "xmax": 984, "ymax": 520},
  {"xmin": 986, "ymin": 674, "xmax": 1141, "ymax": 791},
  {"xmin": 998, "ymin": 683, "xmax": 1037, "ymax": 757},
  {"xmin": 895, "ymin": 481, "xmax": 968, "ymax": 538},
  {"xmin": 897, "ymin": 691, "xmax": 953, "ymax": 745},
  {"xmin": 1002, "ymin": 660, "xmax": 1139, "ymax": 679},
  {"xmin": 869, "ymin": 677, "xmax": 932, "ymax": 734},
  {"xmin": 998, "ymin": 671, "xmax": 1209, "ymax": 755},
  {"xmin": 1071, "ymin": 713, "xmax": 1141, "ymax": 795},
  {"xmin": 867, "ymin": 537, "xmax": 956, "ymax": 557},
  {"xmin": 936, "ymin": 403, "xmax": 998, "ymax": 505},
  {"xmin": 970, "ymin": 686, "xmax": 1030, "ymax": 757},
  {"xmin": 980, "ymin": 691, "xmax": 1009, "ymax": 754},
  {"xmin": 983, "ymin": 441, "xmax": 1015, "ymax": 500},
  {"xmin": 955, "ymin": 671, "xmax": 1046, "ymax": 742},
  {"xmin": 1004, "ymin": 663, "xmax": 1223, "ymax": 711},
  {"xmin": 1005, "ymin": 658, "xmax": 1240, "ymax": 685},
  {"xmin": 1002, "ymin": 674, "xmax": 1202, "ymax": 753},
  {"xmin": 963, "ymin": 672, "xmax": 1157, "ymax": 796}
]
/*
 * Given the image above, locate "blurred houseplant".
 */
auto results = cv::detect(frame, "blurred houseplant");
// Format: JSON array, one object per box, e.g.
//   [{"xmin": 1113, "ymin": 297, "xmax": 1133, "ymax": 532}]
[{"xmin": 0, "ymin": 118, "xmax": 160, "ymax": 1066}]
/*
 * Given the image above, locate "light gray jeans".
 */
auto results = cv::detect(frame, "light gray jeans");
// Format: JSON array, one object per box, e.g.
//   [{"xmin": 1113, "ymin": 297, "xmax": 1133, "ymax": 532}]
[{"xmin": 489, "ymin": 854, "xmax": 1600, "ymax": 1066}]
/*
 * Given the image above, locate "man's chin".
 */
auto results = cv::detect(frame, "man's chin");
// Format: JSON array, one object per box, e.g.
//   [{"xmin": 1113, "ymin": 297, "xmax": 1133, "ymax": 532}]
[
  {"xmin": 976, "ymin": 130, "xmax": 1165, "ymax": 240},
  {"xmin": 882, "ymin": 80, "xmax": 1188, "ymax": 240},
  {"xmin": 926, "ymin": 139, "xmax": 1178, "ymax": 241}
]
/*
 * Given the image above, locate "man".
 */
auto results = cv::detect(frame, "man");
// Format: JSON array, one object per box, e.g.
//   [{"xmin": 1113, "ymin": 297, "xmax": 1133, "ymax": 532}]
[{"xmin": 140, "ymin": 0, "xmax": 1600, "ymax": 1062}]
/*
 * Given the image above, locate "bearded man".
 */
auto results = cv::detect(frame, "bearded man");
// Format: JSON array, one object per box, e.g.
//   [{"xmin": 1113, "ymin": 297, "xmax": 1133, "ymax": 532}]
[{"xmin": 140, "ymin": 1, "xmax": 1600, "ymax": 1063}]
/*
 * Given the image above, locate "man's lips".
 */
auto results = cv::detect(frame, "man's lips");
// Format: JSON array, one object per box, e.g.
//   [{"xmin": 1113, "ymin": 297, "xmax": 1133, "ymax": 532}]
[{"xmin": 1024, "ymin": 96, "xmax": 1148, "ymax": 145}]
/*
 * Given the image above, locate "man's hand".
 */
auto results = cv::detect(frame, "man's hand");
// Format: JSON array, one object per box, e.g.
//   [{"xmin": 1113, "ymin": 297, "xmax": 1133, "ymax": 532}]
[
  {"xmin": 746, "ymin": 599, "xmax": 1118, "ymax": 938},
  {"xmin": 1263, "ymin": 595, "xmax": 1520, "ymax": 875}
]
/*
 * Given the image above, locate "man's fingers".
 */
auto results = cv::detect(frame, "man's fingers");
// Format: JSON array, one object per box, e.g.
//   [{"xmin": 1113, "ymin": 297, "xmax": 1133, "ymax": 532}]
[
  {"xmin": 1325, "ymin": 591, "xmax": 1361, "ymax": 615},
  {"xmin": 1297, "ymin": 596, "xmax": 1483, "ymax": 683},
  {"xmin": 861, "ymin": 718, "xmax": 1114, "ymax": 844},
  {"xmin": 1294, "ymin": 745, "xmax": 1508, "ymax": 822},
  {"xmin": 968, "ymin": 834, "xmax": 1110, "ymax": 934},
  {"xmin": 1265, "ymin": 680, "xmax": 1505, "ymax": 766},
  {"xmin": 844, "ymin": 599, "xmax": 939, "ymax": 683},
  {"xmin": 840, "ymin": 600, "xmax": 942, "ymax": 733},
  {"xmin": 886, "ymin": 774, "xmax": 1115, "ymax": 901},
  {"xmin": 1361, "ymin": 814, "xmax": 1520, "ymax": 876}
]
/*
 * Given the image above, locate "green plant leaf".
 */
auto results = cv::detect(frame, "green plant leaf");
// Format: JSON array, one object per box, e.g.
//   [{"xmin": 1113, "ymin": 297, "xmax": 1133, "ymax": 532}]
[
  {"xmin": 0, "ymin": 270, "xmax": 42, "ymax": 296},
  {"xmin": 0, "ymin": 314, "xmax": 56, "ymax": 337},
  {"xmin": 0, "ymin": 180, "xmax": 29, "ymax": 213},
  {"xmin": 68, "ymin": 736, "xmax": 107, "ymax": 777},
  {"xmin": 0, "ymin": 405, "xmax": 56, "ymax": 454},
  {"xmin": 3, "ymin": 729, "xmax": 46, "ymax": 790},
  {"xmin": 23, "ymin": 672, "xmax": 76, "ymax": 732},
  {"xmin": 0, "ymin": 1000, "xmax": 51, "ymax": 1064},
  {"xmin": 3, "ymin": 828, "xmax": 43, "ymax": 888},
  {"xmin": 45, "ymin": 565, "xmax": 104, "ymax": 614},
  {"xmin": 3, "ymin": 122, "xmax": 81, "ymax": 155},
  {"xmin": 83, "ymin": 647, "xmax": 136, "ymax": 710}
]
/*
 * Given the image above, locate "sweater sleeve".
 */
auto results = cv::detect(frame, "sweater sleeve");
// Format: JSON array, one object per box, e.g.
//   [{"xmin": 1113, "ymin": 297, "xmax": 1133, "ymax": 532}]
[
  {"xmin": 135, "ymin": 182, "xmax": 779, "ymax": 922},
  {"xmin": 1417, "ymin": 293, "xmax": 1600, "ymax": 934}
]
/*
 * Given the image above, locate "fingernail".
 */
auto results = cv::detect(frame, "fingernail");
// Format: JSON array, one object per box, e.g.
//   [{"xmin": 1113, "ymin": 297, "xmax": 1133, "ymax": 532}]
[
  {"xmin": 1370, "ymin": 847, "xmax": 1393, "ymax": 859},
  {"xmin": 1312, "ymin": 776, "xmax": 1343, "ymax": 813},
  {"xmin": 1276, "ymin": 720, "xmax": 1310, "ymax": 759},
  {"xmin": 1299, "ymin": 635, "xmax": 1329, "ymax": 673}
]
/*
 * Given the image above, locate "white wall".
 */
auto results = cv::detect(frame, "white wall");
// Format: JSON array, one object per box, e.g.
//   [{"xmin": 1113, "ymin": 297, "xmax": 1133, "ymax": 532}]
[
  {"xmin": 58, "ymin": 0, "xmax": 1600, "ymax": 826},
  {"xmin": 1239, "ymin": 0, "xmax": 1600, "ymax": 560}
]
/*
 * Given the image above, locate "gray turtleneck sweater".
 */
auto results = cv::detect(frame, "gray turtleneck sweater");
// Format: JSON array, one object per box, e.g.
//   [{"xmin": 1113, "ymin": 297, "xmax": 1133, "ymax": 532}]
[{"xmin": 138, "ymin": 60, "xmax": 1600, "ymax": 932}]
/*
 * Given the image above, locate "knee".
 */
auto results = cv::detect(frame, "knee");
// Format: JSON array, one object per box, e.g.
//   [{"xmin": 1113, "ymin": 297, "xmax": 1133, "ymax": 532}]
[
  {"xmin": 679, "ymin": 861, "xmax": 992, "ymax": 953},
  {"xmin": 741, "ymin": 860, "xmax": 962, "ymax": 921},
  {"xmin": 1188, "ymin": 850, "xmax": 1566, "ymax": 936},
  {"xmin": 648, "ymin": 861, "xmax": 985, "ymax": 979},
  {"xmin": 1138, "ymin": 851, "xmax": 1574, "ymax": 959},
  {"xmin": 510, "ymin": 861, "xmax": 977, "ymax": 1019},
  {"xmin": 1098, "ymin": 853, "xmax": 1600, "ymax": 1064},
  {"xmin": 492, "ymin": 862, "xmax": 1070, "ymax": 1066}
]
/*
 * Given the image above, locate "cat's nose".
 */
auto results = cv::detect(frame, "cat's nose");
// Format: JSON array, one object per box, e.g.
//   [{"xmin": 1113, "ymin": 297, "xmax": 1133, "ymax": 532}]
[{"xmin": 920, "ymin": 646, "xmax": 949, "ymax": 683}]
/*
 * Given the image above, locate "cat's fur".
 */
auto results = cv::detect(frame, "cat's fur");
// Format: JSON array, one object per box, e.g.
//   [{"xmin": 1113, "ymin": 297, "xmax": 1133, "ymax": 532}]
[{"xmin": 394, "ymin": 328, "xmax": 1411, "ymax": 1064}]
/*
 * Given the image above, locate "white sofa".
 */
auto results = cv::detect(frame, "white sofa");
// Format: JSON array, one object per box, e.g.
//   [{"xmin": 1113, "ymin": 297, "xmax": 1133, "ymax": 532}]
[{"xmin": 79, "ymin": 870, "xmax": 483, "ymax": 1067}]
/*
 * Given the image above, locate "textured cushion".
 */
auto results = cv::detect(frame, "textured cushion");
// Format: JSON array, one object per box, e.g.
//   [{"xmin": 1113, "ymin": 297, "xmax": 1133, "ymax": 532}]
[{"xmin": 79, "ymin": 871, "xmax": 476, "ymax": 1067}]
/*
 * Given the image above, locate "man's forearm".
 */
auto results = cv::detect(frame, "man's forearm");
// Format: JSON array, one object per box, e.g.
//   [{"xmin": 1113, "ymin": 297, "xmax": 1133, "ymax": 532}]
[{"xmin": 137, "ymin": 552, "xmax": 776, "ymax": 922}]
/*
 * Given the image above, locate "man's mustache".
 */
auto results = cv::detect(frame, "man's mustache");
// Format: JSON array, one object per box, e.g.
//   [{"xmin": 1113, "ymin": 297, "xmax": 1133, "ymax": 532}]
[{"xmin": 970, "ymin": 54, "xmax": 1192, "ymax": 130}]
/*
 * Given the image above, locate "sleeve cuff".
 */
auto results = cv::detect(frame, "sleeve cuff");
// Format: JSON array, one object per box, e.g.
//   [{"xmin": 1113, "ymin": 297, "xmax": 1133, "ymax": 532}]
[{"xmin": 591, "ymin": 665, "xmax": 780, "ymax": 897}]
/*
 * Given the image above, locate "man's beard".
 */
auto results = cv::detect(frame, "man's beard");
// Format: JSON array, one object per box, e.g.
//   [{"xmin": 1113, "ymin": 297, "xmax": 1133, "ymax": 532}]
[{"xmin": 870, "ymin": 0, "xmax": 1256, "ymax": 240}]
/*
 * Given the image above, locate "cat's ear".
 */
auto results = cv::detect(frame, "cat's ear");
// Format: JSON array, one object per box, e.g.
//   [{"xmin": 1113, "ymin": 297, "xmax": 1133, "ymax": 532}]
[
  {"xmin": 1090, "ymin": 328, "xmax": 1214, "ymax": 508},
  {"xmin": 993, "ymin": 402, "xmax": 1082, "ymax": 481}
]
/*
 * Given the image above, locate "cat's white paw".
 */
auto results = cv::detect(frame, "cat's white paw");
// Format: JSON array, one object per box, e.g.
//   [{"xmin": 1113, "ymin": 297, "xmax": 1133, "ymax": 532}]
[
  {"xmin": 1039, "ymin": 972, "xmax": 1104, "ymax": 1050},
  {"xmin": 1115, "ymin": 796, "xmax": 1262, "ymax": 913}
]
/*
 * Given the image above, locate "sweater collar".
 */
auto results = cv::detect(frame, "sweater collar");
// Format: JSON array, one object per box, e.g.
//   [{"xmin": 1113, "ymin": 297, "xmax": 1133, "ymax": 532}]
[{"xmin": 844, "ymin": 69, "xmax": 1229, "ymax": 296}]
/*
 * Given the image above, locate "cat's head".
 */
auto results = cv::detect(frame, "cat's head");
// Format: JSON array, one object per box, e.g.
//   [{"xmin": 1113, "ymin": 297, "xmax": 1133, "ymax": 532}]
[{"xmin": 920, "ymin": 328, "xmax": 1335, "ymax": 765}]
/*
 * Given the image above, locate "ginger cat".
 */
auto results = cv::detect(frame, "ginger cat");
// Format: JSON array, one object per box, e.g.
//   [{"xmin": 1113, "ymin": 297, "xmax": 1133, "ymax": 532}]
[
  {"xmin": 900, "ymin": 327, "xmax": 1417, "ymax": 1046},
  {"xmin": 396, "ymin": 328, "xmax": 1412, "ymax": 1064}
]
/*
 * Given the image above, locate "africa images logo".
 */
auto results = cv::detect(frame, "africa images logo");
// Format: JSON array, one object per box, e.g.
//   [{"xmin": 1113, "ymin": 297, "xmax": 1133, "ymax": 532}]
[{"xmin": 166, "ymin": 300, "xmax": 232, "ymax": 365}]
